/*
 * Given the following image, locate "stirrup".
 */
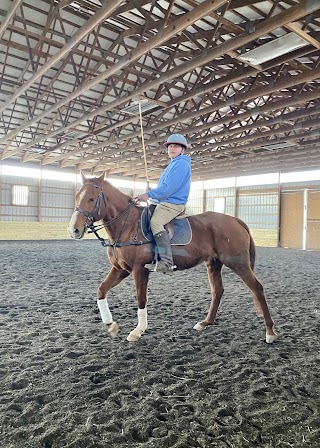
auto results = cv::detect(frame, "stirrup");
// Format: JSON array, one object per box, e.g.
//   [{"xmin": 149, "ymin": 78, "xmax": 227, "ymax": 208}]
[
  {"xmin": 155, "ymin": 260, "xmax": 176, "ymax": 274},
  {"xmin": 144, "ymin": 261, "xmax": 156, "ymax": 272},
  {"xmin": 144, "ymin": 261, "xmax": 176, "ymax": 273}
]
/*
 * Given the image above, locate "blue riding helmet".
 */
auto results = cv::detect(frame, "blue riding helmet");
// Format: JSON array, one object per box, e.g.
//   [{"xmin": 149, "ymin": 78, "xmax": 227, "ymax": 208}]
[{"xmin": 163, "ymin": 134, "xmax": 188, "ymax": 149}]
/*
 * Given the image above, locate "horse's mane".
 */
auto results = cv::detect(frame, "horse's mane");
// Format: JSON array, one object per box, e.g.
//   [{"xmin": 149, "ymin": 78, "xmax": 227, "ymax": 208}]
[{"xmin": 103, "ymin": 179, "xmax": 132, "ymax": 202}]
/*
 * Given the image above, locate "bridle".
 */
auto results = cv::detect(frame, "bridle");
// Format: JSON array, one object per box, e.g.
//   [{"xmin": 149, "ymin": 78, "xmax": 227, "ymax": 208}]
[
  {"xmin": 74, "ymin": 182, "xmax": 150, "ymax": 248},
  {"xmin": 75, "ymin": 183, "xmax": 107, "ymax": 224}
]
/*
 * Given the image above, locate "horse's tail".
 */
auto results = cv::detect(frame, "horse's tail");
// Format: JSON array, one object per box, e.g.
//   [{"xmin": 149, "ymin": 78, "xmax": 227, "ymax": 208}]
[{"xmin": 236, "ymin": 218, "xmax": 256, "ymax": 270}]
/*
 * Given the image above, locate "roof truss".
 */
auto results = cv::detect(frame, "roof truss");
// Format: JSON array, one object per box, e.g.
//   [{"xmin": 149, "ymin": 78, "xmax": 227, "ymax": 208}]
[{"xmin": 0, "ymin": 0, "xmax": 320, "ymax": 180}]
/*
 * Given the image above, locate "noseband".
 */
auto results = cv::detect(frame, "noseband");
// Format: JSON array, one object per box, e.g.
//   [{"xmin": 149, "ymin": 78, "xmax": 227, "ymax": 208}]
[{"xmin": 75, "ymin": 183, "xmax": 107, "ymax": 223}]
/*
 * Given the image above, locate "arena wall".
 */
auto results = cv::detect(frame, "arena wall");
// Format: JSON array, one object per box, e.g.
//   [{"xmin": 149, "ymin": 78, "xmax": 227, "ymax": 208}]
[{"xmin": 0, "ymin": 169, "xmax": 319, "ymax": 249}]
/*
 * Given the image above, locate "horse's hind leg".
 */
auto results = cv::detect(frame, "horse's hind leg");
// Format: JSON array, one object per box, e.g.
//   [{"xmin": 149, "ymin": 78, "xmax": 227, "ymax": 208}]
[
  {"xmin": 232, "ymin": 264, "xmax": 277, "ymax": 343},
  {"xmin": 194, "ymin": 257, "xmax": 224, "ymax": 332},
  {"xmin": 97, "ymin": 266, "xmax": 130, "ymax": 337}
]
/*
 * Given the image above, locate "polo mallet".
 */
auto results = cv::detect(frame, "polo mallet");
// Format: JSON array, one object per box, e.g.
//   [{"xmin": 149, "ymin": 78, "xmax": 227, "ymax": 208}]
[{"xmin": 138, "ymin": 101, "xmax": 150, "ymax": 190}]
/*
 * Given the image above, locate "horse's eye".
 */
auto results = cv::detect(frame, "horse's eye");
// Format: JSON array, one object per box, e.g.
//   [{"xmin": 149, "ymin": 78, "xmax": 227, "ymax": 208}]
[{"xmin": 88, "ymin": 198, "xmax": 95, "ymax": 203}]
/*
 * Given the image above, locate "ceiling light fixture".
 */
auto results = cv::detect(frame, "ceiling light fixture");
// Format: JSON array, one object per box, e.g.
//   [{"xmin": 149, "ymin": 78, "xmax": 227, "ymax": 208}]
[
  {"xmin": 238, "ymin": 32, "xmax": 309, "ymax": 65},
  {"xmin": 263, "ymin": 142, "xmax": 292, "ymax": 150},
  {"xmin": 121, "ymin": 98, "xmax": 163, "ymax": 116}
]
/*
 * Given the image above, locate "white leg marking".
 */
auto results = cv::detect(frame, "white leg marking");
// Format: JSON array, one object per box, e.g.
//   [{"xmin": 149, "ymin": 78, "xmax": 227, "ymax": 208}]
[
  {"xmin": 266, "ymin": 333, "xmax": 278, "ymax": 344},
  {"xmin": 127, "ymin": 307, "xmax": 148, "ymax": 342}
]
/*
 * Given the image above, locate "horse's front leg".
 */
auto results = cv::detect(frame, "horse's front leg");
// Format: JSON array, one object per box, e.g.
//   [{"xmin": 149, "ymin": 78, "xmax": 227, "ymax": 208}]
[
  {"xmin": 97, "ymin": 266, "xmax": 130, "ymax": 337},
  {"xmin": 127, "ymin": 267, "xmax": 149, "ymax": 342}
]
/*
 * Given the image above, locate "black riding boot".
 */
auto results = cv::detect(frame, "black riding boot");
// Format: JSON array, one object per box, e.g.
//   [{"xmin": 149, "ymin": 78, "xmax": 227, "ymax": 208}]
[{"xmin": 145, "ymin": 231, "xmax": 175, "ymax": 273}]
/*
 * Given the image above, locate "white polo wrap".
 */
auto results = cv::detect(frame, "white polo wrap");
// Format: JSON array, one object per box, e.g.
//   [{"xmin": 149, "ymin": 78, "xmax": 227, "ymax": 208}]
[
  {"xmin": 97, "ymin": 298, "xmax": 113, "ymax": 324},
  {"xmin": 137, "ymin": 307, "xmax": 148, "ymax": 331}
]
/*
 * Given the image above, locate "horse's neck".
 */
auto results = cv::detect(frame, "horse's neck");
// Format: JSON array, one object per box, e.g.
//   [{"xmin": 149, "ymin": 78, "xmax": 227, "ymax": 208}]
[{"xmin": 102, "ymin": 181, "xmax": 137, "ymax": 238}]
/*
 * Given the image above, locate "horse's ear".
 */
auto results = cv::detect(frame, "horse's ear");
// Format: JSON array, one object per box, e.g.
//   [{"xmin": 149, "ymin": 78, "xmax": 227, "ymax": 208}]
[
  {"xmin": 81, "ymin": 171, "xmax": 87, "ymax": 185},
  {"xmin": 98, "ymin": 172, "xmax": 106, "ymax": 182}
]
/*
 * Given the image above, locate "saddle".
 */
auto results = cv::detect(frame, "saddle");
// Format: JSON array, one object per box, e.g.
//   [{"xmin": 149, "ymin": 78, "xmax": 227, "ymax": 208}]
[{"xmin": 140, "ymin": 205, "xmax": 192, "ymax": 245}]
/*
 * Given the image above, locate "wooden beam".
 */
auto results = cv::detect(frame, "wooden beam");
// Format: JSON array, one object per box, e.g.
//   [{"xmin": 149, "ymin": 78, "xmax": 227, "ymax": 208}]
[
  {"xmin": 0, "ymin": 0, "xmax": 229, "ymax": 149},
  {"xmin": 3, "ymin": 0, "xmax": 319, "ymax": 160},
  {"xmin": 163, "ymin": 0, "xmax": 175, "ymax": 28},
  {"xmin": 0, "ymin": 0, "xmax": 23, "ymax": 40},
  {"xmin": 0, "ymin": 0, "xmax": 124, "ymax": 115},
  {"xmin": 286, "ymin": 23, "xmax": 320, "ymax": 49}
]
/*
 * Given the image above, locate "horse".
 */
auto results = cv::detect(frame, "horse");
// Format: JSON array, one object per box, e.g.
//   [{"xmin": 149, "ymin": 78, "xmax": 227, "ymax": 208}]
[{"xmin": 67, "ymin": 172, "xmax": 277, "ymax": 344}]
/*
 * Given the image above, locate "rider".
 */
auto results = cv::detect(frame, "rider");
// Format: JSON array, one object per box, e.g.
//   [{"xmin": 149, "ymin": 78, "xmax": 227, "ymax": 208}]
[{"xmin": 136, "ymin": 134, "xmax": 191, "ymax": 273}]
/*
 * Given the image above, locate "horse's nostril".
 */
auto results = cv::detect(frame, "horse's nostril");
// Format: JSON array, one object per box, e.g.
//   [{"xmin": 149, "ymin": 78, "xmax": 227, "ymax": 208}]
[{"xmin": 74, "ymin": 228, "xmax": 80, "ymax": 235}]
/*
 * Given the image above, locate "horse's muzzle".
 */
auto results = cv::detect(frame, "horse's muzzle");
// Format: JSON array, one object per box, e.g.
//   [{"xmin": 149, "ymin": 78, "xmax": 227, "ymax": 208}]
[{"xmin": 67, "ymin": 225, "xmax": 84, "ymax": 239}]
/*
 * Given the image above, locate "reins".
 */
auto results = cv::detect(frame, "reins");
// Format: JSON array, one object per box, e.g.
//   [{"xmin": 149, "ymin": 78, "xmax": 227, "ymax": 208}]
[{"xmin": 75, "ymin": 183, "xmax": 151, "ymax": 248}]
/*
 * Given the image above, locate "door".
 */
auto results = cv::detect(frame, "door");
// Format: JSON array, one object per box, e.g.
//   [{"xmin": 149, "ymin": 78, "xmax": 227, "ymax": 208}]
[
  {"xmin": 306, "ymin": 191, "xmax": 320, "ymax": 250},
  {"xmin": 280, "ymin": 191, "xmax": 304, "ymax": 249}
]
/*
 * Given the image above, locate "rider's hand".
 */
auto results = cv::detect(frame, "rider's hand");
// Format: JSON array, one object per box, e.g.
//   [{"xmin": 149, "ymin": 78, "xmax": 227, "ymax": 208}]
[{"xmin": 136, "ymin": 193, "xmax": 149, "ymax": 202}]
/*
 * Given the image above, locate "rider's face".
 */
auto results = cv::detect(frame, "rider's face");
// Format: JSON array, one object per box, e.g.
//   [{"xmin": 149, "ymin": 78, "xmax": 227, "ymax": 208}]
[{"xmin": 167, "ymin": 144, "xmax": 184, "ymax": 159}]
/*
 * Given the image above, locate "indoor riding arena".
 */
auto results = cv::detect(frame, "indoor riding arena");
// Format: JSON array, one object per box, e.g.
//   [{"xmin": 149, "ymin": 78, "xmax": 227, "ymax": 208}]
[{"xmin": 0, "ymin": 2, "xmax": 320, "ymax": 448}]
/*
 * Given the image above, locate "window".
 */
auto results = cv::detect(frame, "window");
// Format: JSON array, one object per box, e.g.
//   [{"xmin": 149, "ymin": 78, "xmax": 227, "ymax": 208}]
[
  {"xmin": 214, "ymin": 197, "xmax": 225, "ymax": 213},
  {"xmin": 12, "ymin": 185, "xmax": 29, "ymax": 205}
]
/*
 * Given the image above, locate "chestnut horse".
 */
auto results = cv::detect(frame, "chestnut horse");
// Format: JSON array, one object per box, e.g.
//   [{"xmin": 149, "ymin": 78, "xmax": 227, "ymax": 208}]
[{"xmin": 68, "ymin": 173, "xmax": 277, "ymax": 343}]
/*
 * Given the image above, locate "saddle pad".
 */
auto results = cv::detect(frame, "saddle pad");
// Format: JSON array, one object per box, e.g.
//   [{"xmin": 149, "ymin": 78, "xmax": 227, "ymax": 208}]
[{"xmin": 141, "ymin": 207, "xmax": 192, "ymax": 246}]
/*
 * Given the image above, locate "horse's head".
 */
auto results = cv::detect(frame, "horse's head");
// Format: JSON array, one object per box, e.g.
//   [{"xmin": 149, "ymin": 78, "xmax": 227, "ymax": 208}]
[{"xmin": 68, "ymin": 172, "xmax": 106, "ymax": 239}]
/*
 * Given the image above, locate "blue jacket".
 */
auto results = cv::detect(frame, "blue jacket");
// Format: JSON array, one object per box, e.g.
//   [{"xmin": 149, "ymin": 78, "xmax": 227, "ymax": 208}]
[{"xmin": 147, "ymin": 155, "xmax": 191, "ymax": 204}]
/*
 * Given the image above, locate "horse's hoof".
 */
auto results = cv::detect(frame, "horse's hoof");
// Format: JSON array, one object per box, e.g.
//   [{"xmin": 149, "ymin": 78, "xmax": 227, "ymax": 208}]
[
  {"xmin": 193, "ymin": 322, "xmax": 206, "ymax": 332},
  {"xmin": 127, "ymin": 329, "xmax": 142, "ymax": 342},
  {"xmin": 107, "ymin": 321, "xmax": 119, "ymax": 338},
  {"xmin": 266, "ymin": 333, "xmax": 277, "ymax": 343}
]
